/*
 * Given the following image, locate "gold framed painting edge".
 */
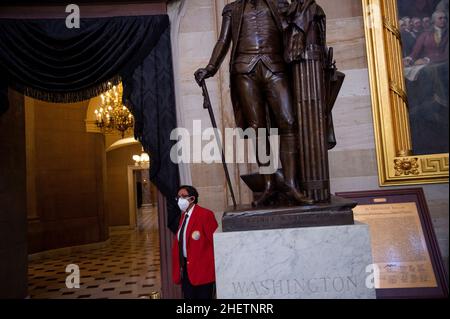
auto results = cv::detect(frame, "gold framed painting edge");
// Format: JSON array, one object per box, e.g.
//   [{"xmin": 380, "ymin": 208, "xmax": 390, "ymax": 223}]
[{"xmin": 362, "ymin": 0, "xmax": 449, "ymax": 186}]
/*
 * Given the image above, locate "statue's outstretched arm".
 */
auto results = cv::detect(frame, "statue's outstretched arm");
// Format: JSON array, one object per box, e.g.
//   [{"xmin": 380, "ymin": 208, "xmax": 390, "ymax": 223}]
[
  {"xmin": 206, "ymin": 9, "xmax": 232, "ymax": 75},
  {"xmin": 195, "ymin": 6, "xmax": 232, "ymax": 85}
]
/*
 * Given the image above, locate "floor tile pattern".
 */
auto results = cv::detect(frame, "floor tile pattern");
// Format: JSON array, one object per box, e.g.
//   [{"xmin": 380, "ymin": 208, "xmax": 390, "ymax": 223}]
[{"xmin": 28, "ymin": 206, "xmax": 161, "ymax": 299}]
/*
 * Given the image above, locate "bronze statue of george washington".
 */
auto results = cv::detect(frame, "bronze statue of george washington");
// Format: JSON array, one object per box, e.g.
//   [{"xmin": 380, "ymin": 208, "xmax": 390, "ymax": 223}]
[{"xmin": 195, "ymin": 0, "xmax": 341, "ymax": 207}]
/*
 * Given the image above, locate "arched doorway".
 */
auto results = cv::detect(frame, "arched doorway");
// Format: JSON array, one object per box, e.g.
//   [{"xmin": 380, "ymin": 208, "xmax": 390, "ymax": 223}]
[{"xmin": 0, "ymin": 3, "xmax": 181, "ymax": 299}]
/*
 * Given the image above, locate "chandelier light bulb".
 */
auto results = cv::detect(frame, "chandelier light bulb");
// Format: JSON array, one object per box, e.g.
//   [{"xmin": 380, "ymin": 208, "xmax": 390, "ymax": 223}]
[{"xmin": 141, "ymin": 153, "xmax": 150, "ymax": 162}]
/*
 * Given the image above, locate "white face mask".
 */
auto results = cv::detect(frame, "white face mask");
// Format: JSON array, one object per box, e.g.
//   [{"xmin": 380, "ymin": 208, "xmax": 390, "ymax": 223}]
[{"xmin": 177, "ymin": 197, "xmax": 192, "ymax": 212}]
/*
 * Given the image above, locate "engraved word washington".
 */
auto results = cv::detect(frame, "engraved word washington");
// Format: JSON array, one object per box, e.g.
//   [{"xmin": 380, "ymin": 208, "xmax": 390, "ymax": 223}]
[
  {"xmin": 232, "ymin": 276, "xmax": 359, "ymax": 297},
  {"xmin": 231, "ymin": 265, "xmax": 380, "ymax": 297}
]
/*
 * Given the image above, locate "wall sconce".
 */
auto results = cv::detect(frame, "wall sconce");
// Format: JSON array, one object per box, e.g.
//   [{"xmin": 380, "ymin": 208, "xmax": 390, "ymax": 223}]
[{"xmin": 132, "ymin": 152, "xmax": 150, "ymax": 168}]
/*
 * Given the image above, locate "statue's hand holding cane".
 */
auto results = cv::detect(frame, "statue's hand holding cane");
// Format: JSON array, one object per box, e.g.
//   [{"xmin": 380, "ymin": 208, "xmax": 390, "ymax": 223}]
[{"xmin": 194, "ymin": 65, "xmax": 216, "ymax": 86}]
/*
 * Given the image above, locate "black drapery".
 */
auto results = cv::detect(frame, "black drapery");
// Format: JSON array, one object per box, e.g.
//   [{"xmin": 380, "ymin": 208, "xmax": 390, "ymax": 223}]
[
  {"xmin": 123, "ymin": 27, "xmax": 181, "ymax": 232},
  {"xmin": 0, "ymin": 15, "xmax": 180, "ymax": 233}
]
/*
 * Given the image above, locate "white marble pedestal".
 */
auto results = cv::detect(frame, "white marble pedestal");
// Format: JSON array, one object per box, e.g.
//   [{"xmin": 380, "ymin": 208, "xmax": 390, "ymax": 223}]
[{"xmin": 213, "ymin": 223, "xmax": 376, "ymax": 299}]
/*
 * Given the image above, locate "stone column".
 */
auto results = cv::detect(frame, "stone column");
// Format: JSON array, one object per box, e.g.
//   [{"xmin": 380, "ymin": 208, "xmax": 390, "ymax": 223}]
[{"xmin": 168, "ymin": 0, "xmax": 193, "ymax": 186}]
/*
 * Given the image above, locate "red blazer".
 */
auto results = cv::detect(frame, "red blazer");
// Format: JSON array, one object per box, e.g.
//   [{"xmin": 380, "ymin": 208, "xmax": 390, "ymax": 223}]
[{"xmin": 172, "ymin": 205, "xmax": 218, "ymax": 286}]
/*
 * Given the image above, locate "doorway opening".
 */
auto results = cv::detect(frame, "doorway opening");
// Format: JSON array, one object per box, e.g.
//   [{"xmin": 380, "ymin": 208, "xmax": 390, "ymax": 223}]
[
  {"xmin": 25, "ymin": 97, "xmax": 165, "ymax": 299},
  {"xmin": 131, "ymin": 168, "xmax": 158, "ymax": 231}
]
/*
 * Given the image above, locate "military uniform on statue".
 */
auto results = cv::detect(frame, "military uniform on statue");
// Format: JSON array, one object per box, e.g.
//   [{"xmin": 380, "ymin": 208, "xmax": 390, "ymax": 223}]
[
  {"xmin": 196, "ymin": 0, "xmax": 375, "ymax": 299},
  {"xmin": 172, "ymin": 186, "xmax": 218, "ymax": 299},
  {"xmin": 195, "ymin": 0, "xmax": 354, "ymax": 230},
  {"xmin": 196, "ymin": 0, "xmax": 313, "ymax": 207}
]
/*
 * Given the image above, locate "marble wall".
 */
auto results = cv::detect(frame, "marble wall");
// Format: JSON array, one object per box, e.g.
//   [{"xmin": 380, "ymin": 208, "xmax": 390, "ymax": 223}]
[{"xmin": 171, "ymin": 0, "xmax": 448, "ymax": 273}]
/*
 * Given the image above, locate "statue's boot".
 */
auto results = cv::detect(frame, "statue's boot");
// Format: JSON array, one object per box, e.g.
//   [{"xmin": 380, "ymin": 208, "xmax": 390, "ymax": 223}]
[
  {"xmin": 252, "ymin": 174, "xmax": 276, "ymax": 207},
  {"xmin": 285, "ymin": 175, "xmax": 315, "ymax": 205},
  {"xmin": 287, "ymin": 184, "xmax": 314, "ymax": 205},
  {"xmin": 251, "ymin": 131, "xmax": 277, "ymax": 207},
  {"xmin": 280, "ymin": 135, "xmax": 315, "ymax": 205}
]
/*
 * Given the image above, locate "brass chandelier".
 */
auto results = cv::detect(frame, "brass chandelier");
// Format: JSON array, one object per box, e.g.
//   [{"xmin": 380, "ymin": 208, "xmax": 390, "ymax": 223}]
[{"xmin": 94, "ymin": 82, "xmax": 134, "ymax": 138}]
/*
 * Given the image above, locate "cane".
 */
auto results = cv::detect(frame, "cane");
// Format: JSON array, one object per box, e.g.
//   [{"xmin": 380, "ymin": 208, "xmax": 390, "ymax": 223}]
[{"xmin": 200, "ymin": 80, "xmax": 237, "ymax": 209}]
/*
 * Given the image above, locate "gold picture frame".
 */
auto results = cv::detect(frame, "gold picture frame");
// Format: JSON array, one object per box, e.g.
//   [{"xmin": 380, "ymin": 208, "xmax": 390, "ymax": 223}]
[{"xmin": 362, "ymin": 0, "xmax": 449, "ymax": 186}]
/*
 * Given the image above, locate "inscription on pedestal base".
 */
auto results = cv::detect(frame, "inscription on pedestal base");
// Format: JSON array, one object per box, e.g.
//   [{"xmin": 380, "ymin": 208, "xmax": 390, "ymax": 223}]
[
  {"xmin": 214, "ymin": 223, "xmax": 376, "ymax": 299},
  {"xmin": 222, "ymin": 196, "xmax": 356, "ymax": 232}
]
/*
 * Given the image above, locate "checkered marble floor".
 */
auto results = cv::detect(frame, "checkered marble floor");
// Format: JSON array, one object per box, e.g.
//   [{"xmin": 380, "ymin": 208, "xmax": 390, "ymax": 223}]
[{"xmin": 28, "ymin": 206, "xmax": 161, "ymax": 299}]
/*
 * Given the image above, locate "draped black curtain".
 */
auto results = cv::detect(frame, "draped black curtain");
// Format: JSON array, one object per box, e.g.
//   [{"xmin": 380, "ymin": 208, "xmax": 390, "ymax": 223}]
[
  {"xmin": 0, "ymin": 15, "xmax": 180, "ymax": 233},
  {"xmin": 123, "ymin": 27, "xmax": 181, "ymax": 233}
]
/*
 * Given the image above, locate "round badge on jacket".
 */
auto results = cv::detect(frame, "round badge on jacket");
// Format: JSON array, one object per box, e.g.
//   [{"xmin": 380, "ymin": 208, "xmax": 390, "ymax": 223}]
[{"xmin": 192, "ymin": 230, "xmax": 201, "ymax": 240}]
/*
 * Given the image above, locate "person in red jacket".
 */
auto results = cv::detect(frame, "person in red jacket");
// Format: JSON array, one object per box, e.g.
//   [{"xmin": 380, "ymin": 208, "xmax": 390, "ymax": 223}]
[{"xmin": 172, "ymin": 185, "xmax": 218, "ymax": 299}]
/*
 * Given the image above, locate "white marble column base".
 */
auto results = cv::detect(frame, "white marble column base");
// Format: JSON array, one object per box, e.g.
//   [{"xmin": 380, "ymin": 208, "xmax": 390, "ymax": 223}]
[{"xmin": 213, "ymin": 222, "xmax": 376, "ymax": 299}]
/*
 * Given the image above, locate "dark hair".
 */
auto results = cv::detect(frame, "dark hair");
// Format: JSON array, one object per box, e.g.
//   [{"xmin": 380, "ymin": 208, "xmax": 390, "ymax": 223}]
[{"xmin": 177, "ymin": 185, "xmax": 199, "ymax": 204}]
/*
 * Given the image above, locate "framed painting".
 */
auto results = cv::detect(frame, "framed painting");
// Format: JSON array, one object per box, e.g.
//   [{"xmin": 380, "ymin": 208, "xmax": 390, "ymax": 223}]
[
  {"xmin": 337, "ymin": 188, "xmax": 448, "ymax": 299},
  {"xmin": 362, "ymin": 0, "xmax": 449, "ymax": 186}
]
